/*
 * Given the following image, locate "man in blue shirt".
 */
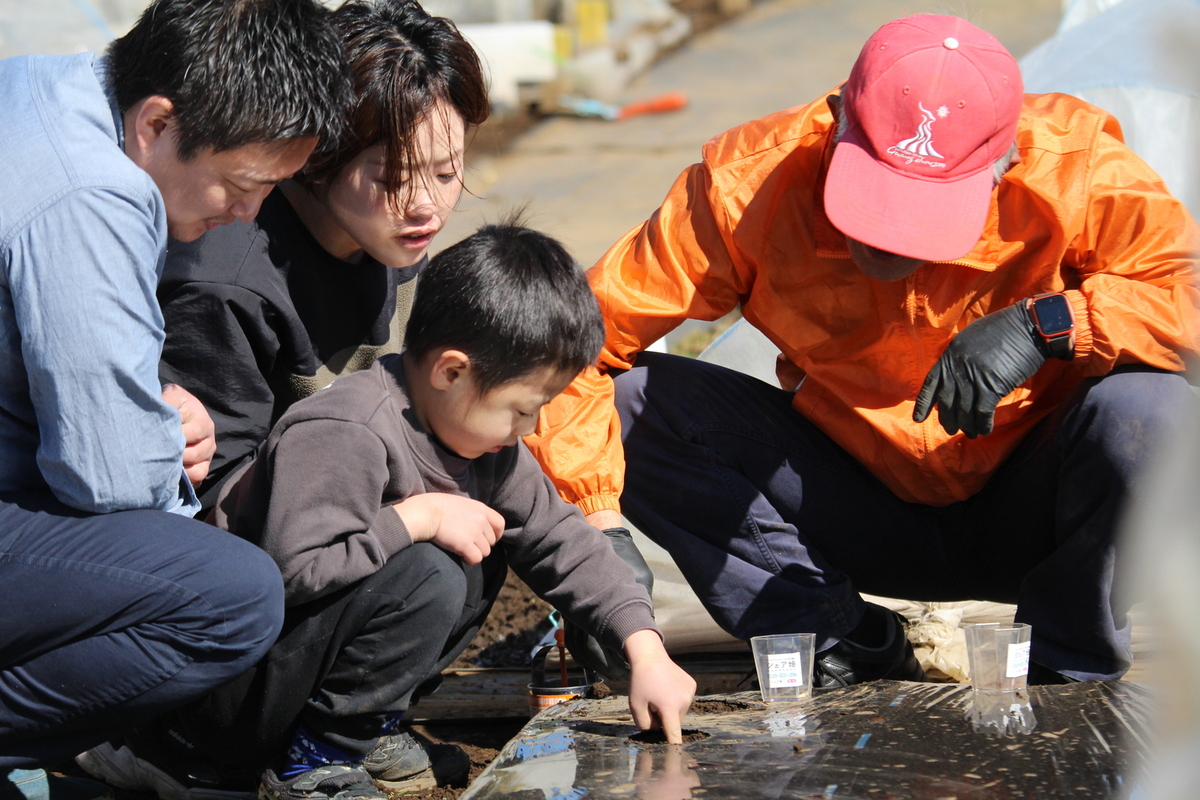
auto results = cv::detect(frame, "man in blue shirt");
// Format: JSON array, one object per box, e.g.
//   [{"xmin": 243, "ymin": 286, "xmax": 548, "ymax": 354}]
[{"xmin": 0, "ymin": 0, "xmax": 351, "ymax": 794}]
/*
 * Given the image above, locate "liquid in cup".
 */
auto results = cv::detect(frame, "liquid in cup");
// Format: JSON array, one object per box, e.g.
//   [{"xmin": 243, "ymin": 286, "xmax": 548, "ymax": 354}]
[
  {"xmin": 964, "ymin": 622, "xmax": 1037, "ymax": 736},
  {"xmin": 750, "ymin": 633, "xmax": 815, "ymax": 702}
]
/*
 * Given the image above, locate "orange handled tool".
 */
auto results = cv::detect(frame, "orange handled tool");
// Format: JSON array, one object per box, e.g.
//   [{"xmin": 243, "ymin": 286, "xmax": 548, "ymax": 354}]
[{"xmin": 617, "ymin": 91, "xmax": 688, "ymax": 120}]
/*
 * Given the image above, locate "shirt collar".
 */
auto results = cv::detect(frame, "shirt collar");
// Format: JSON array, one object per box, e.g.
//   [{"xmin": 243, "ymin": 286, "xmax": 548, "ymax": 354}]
[{"xmin": 92, "ymin": 54, "xmax": 125, "ymax": 151}]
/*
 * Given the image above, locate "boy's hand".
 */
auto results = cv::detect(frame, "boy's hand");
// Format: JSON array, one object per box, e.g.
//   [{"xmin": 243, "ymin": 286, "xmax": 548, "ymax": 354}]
[
  {"xmin": 161, "ymin": 383, "xmax": 216, "ymax": 486},
  {"xmin": 392, "ymin": 493, "xmax": 504, "ymax": 564},
  {"xmin": 624, "ymin": 629, "xmax": 696, "ymax": 743}
]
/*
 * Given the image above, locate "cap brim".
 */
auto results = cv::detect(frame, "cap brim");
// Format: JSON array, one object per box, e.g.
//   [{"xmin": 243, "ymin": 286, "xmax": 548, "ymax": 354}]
[{"xmin": 824, "ymin": 129, "xmax": 994, "ymax": 263}]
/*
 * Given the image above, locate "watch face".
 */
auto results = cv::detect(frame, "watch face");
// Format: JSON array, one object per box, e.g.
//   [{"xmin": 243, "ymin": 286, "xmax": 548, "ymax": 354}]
[{"xmin": 1033, "ymin": 295, "xmax": 1073, "ymax": 336}]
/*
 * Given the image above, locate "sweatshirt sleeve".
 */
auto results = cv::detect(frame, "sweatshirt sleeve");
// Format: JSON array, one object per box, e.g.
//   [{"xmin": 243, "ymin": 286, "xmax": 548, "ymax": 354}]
[
  {"xmin": 257, "ymin": 417, "xmax": 411, "ymax": 605},
  {"xmin": 495, "ymin": 444, "xmax": 658, "ymax": 652},
  {"xmin": 526, "ymin": 159, "xmax": 746, "ymax": 513},
  {"xmin": 1069, "ymin": 123, "xmax": 1200, "ymax": 372}
]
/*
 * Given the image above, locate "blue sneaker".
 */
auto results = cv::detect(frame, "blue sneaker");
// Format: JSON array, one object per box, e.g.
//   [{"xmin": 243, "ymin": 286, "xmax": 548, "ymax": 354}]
[{"xmin": 1, "ymin": 769, "xmax": 114, "ymax": 800}]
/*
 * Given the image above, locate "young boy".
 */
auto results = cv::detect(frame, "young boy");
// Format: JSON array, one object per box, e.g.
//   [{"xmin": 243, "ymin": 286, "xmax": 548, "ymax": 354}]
[{"xmin": 161, "ymin": 224, "xmax": 694, "ymax": 800}]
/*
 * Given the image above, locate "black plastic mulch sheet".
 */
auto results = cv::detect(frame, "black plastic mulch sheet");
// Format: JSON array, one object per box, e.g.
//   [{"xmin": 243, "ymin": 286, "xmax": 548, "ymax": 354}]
[{"xmin": 464, "ymin": 680, "xmax": 1151, "ymax": 799}]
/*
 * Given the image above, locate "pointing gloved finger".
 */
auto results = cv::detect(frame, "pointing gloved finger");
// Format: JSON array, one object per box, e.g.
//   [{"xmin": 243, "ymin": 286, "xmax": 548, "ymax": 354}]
[
  {"xmin": 913, "ymin": 361, "xmax": 943, "ymax": 423},
  {"xmin": 934, "ymin": 374, "xmax": 962, "ymax": 436}
]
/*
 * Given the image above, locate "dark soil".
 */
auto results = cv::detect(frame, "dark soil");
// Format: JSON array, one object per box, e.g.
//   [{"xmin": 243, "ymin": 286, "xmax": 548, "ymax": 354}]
[
  {"xmin": 689, "ymin": 698, "xmax": 757, "ymax": 713},
  {"xmin": 449, "ymin": 569, "xmax": 555, "ymax": 670},
  {"xmin": 590, "ymin": 681, "xmax": 613, "ymax": 699},
  {"xmin": 628, "ymin": 729, "xmax": 710, "ymax": 745}
]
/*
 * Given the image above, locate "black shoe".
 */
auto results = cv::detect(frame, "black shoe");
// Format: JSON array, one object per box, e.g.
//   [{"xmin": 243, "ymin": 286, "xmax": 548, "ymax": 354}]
[
  {"xmin": 814, "ymin": 603, "xmax": 925, "ymax": 688},
  {"xmin": 360, "ymin": 730, "xmax": 469, "ymax": 791},
  {"xmin": 76, "ymin": 717, "xmax": 256, "ymax": 800},
  {"xmin": 1027, "ymin": 662, "xmax": 1081, "ymax": 685},
  {"xmin": 258, "ymin": 767, "xmax": 383, "ymax": 800}
]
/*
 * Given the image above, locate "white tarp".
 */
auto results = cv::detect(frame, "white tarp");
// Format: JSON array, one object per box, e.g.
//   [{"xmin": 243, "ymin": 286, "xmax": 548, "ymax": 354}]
[{"xmin": 1020, "ymin": 0, "xmax": 1200, "ymax": 215}]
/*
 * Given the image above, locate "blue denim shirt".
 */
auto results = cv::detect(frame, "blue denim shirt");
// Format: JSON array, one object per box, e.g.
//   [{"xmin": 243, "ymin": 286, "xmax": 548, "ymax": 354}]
[{"xmin": 0, "ymin": 53, "xmax": 198, "ymax": 515}]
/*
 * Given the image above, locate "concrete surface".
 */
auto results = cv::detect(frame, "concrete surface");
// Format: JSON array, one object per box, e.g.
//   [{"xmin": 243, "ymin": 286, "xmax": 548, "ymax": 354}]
[
  {"xmin": 0, "ymin": 0, "xmax": 141, "ymax": 58},
  {"xmin": 439, "ymin": 0, "xmax": 1064, "ymax": 269}
]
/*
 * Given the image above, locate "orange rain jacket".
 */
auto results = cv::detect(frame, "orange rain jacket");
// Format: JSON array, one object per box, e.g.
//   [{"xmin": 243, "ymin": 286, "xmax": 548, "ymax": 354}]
[{"xmin": 527, "ymin": 91, "xmax": 1200, "ymax": 510}]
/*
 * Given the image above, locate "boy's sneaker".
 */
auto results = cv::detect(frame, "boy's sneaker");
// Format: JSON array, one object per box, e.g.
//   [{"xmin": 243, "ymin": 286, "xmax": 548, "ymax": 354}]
[
  {"xmin": 76, "ymin": 725, "xmax": 256, "ymax": 800},
  {"xmin": 814, "ymin": 603, "xmax": 925, "ymax": 688},
  {"xmin": 2, "ymin": 769, "xmax": 114, "ymax": 800},
  {"xmin": 258, "ymin": 766, "xmax": 383, "ymax": 800},
  {"xmin": 360, "ymin": 730, "xmax": 470, "ymax": 791}
]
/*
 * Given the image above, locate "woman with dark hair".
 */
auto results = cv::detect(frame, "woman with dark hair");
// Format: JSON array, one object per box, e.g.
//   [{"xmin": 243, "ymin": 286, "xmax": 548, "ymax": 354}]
[
  {"xmin": 77, "ymin": 2, "xmax": 492, "ymax": 798},
  {"xmin": 156, "ymin": 0, "xmax": 490, "ymax": 509}
]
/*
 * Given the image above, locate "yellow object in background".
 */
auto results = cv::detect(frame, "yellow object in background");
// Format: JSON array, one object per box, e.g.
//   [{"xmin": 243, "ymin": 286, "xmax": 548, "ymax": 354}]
[
  {"xmin": 554, "ymin": 24, "xmax": 573, "ymax": 63},
  {"xmin": 575, "ymin": 0, "xmax": 609, "ymax": 48}
]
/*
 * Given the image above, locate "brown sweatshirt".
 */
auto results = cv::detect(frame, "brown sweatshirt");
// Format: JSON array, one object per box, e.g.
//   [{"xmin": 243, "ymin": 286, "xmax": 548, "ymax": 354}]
[{"xmin": 211, "ymin": 353, "xmax": 657, "ymax": 653}]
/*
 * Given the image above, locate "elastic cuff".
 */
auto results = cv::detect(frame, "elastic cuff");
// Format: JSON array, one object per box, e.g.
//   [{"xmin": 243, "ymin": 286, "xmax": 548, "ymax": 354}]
[
  {"xmin": 601, "ymin": 600, "xmax": 659, "ymax": 651},
  {"xmin": 575, "ymin": 493, "xmax": 622, "ymax": 517},
  {"xmin": 1064, "ymin": 289, "xmax": 1092, "ymax": 359},
  {"xmin": 368, "ymin": 506, "xmax": 412, "ymax": 557}
]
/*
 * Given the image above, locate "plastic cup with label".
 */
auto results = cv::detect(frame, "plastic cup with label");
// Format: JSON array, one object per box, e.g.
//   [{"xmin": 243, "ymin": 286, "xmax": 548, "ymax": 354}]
[
  {"xmin": 964, "ymin": 622, "xmax": 1037, "ymax": 736},
  {"xmin": 750, "ymin": 633, "xmax": 815, "ymax": 702}
]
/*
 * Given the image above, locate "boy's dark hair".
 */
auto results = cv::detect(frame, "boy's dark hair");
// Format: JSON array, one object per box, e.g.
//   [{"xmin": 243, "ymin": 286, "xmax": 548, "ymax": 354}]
[
  {"xmin": 405, "ymin": 224, "xmax": 605, "ymax": 394},
  {"xmin": 300, "ymin": 0, "xmax": 490, "ymax": 201},
  {"xmin": 106, "ymin": 0, "xmax": 352, "ymax": 160}
]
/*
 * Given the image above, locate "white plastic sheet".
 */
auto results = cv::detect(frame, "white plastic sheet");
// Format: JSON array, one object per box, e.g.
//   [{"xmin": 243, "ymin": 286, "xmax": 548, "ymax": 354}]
[{"xmin": 1021, "ymin": 0, "xmax": 1200, "ymax": 216}]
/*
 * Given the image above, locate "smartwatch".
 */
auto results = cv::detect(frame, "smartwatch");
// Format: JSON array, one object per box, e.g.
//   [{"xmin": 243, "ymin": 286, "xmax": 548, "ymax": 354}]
[{"xmin": 1026, "ymin": 292, "xmax": 1075, "ymax": 361}]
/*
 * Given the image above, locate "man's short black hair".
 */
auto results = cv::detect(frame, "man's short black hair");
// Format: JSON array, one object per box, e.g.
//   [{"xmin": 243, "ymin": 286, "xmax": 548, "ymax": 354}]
[
  {"xmin": 405, "ymin": 223, "xmax": 605, "ymax": 394},
  {"xmin": 107, "ymin": 0, "xmax": 352, "ymax": 159}
]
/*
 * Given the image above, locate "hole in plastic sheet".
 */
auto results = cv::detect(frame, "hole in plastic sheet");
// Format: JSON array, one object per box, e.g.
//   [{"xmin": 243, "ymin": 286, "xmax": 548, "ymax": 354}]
[{"xmin": 628, "ymin": 729, "xmax": 711, "ymax": 745}]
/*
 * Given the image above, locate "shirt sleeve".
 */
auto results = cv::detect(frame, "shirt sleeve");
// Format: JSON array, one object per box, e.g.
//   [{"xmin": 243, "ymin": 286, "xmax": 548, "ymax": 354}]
[
  {"xmin": 526, "ymin": 159, "xmax": 746, "ymax": 512},
  {"xmin": 1070, "ymin": 125, "xmax": 1200, "ymax": 371},
  {"xmin": 159, "ymin": 280, "xmax": 280, "ymax": 503},
  {"xmin": 495, "ymin": 445, "xmax": 657, "ymax": 652},
  {"xmin": 6, "ymin": 185, "xmax": 197, "ymax": 515},
  {"xmin": 257, "ymin": 417, "xmax": 412, "ymax": 605}
]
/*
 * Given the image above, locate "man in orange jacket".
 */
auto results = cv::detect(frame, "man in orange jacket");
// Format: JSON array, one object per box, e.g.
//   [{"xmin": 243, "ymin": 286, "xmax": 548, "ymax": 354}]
[{"xmin": 529, "ymin": 14, "xmax": 1200, "ymax": 685}]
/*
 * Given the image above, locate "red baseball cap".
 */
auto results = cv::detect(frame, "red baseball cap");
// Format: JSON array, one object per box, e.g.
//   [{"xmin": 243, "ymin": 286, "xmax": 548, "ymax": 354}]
[{"xmin": 824, "ymin": 15, "xmax": 1023, "ymax": 263}]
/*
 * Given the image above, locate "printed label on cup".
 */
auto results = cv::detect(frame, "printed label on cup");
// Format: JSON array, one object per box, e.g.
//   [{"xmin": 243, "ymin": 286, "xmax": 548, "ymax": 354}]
[
  {"xmin": 1006, "ymin": 640, "xmax": 1031, "ymax": 678},
  {"xmin": 766, "ymin": 652, "xmax": 803, "ymax": 687}
]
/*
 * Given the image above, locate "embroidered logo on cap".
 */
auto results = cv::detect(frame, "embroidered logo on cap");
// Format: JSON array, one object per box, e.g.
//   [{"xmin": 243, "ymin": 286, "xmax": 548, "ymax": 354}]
[{"xmin": 886, "ymin": 102, "xmax": 948, "ymax": 168}]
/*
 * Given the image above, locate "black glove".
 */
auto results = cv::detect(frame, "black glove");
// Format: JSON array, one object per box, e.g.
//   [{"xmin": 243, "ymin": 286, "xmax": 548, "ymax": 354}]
[
  {"xmin": 913, "ymin": 301, "xmax": 1047, "ymax": 438},
  {"xmin": 563, "ymin": 527, "xmax": 654, "ymax": 681}
]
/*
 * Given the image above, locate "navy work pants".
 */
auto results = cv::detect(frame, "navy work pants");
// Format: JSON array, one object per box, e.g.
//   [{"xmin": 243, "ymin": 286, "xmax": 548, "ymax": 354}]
[
  {"xmin": 0, "ymin": 490, "xmax": 284, "ymax": 769},
  {"xmin": 616, "ymin": 353, "xmax": 1193, "ymax": 681}
]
